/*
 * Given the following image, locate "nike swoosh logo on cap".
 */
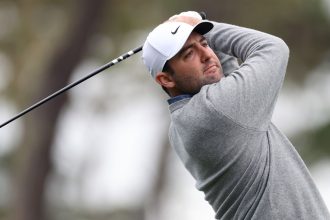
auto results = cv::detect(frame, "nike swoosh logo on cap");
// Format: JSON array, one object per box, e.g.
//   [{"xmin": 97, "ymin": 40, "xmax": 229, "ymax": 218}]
[{"xmin": 171, "ymin": 25, "xmax": 181, "ymax": 34}]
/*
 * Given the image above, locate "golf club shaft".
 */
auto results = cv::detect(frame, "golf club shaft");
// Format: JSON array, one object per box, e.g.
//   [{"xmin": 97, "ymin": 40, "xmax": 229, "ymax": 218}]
[{"xmin": 0, "ymin": 45, "xmax": 143, "ymax": 128}]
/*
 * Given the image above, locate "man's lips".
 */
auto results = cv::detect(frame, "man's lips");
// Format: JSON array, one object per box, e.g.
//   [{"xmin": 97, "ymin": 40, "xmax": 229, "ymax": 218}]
[{"xmin": 204, "ymin": 64, "xmax": 218, "ymax": 75}]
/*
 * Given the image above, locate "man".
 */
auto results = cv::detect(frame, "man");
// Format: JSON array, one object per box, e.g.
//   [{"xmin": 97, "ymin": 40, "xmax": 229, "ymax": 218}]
[{"xmin": 142, "ymin": 11, "xmax": 330, "ymax": 219}]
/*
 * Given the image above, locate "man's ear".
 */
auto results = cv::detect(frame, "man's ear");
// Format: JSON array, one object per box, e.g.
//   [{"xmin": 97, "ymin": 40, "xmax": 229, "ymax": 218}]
[{"xmin": 155, "ymin": 72, "xmax": 175, "ymax": 89}]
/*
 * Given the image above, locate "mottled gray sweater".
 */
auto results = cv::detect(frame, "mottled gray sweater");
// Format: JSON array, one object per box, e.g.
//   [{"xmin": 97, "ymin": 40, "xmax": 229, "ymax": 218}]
[{"xmin": 168, "ymin": 22, "xmax": 330, "ymax": 219}]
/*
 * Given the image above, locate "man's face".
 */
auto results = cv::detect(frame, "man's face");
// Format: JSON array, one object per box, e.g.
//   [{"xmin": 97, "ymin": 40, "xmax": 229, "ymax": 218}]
[{"xmin": 168, "ymin": 32, "xmax": 224, "ymax": 95}]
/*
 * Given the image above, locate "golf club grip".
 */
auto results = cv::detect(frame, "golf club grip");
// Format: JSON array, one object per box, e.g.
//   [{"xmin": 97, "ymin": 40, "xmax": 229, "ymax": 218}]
[
  {"xmin": 199, "ymin": 11, "xmax": 207, "ymax": 20},
  {"xmin": 0, "ymin": 45, "xmax": 143, "ymax": 128}
]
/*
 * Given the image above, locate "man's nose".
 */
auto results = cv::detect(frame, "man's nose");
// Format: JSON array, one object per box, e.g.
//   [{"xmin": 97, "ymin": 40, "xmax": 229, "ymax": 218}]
[{"xmin": 198, "ymin": 45, "xmax": 211, "ymax": 62}]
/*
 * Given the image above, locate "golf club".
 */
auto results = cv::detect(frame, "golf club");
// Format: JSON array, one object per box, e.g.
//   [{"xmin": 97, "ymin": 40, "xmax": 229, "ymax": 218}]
[
  {"xmin": 0, "ymin": 46, "xmax": 142, "ymax": 128},
  {"xmin": 0, "ymin": 11, "xmax": 207, "ymax": 129}
]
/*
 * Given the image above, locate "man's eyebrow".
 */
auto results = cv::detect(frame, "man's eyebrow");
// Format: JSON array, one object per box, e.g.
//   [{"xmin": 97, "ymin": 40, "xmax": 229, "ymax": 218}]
[
  {"xmin": 177, "ymin": 36, "xmax": 207, "ymax": 57},
  {"xmin": 177, "ymin": 44, "xmax": 194, "ymax": 57}
]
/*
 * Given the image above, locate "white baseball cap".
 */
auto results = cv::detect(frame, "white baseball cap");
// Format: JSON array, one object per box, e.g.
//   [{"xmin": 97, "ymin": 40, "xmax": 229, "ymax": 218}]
[{"xmin": 142, "ymin": 20, "xmax": 213, "ymax": 78}]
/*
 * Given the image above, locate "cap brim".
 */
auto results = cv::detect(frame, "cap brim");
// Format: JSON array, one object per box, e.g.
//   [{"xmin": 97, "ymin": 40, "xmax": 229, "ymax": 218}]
[{"xmin": 193, "ymin": 21, "xmax": 213, "ymax": 35}]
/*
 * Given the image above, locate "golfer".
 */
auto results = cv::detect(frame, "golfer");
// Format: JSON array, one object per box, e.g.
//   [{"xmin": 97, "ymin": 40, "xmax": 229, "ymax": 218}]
[{"xmin": 142, "ymin": 11, "xmax": 330, "ymax": 219}]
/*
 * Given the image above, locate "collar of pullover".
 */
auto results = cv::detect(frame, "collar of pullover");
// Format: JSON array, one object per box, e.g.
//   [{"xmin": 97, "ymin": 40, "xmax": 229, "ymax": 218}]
[{"xmin": 167, "ymin": 94, "xmax": 193, "ymax": 105}]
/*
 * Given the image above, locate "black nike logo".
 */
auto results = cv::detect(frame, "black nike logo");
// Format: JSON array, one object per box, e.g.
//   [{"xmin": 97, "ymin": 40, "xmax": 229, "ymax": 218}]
[{"xmin": 171, "ymin": 25, "xmax": 181, "ymax": 34}]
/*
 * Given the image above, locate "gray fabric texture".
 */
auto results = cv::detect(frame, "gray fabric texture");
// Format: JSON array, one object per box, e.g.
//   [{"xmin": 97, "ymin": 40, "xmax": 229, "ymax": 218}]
[{"xmin": 168, "ymin": 22, "xmax": 330, "ymax": 220}]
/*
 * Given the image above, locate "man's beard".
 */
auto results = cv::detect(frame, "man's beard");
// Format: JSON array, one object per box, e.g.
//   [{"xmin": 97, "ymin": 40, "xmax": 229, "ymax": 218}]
[{"xmin": 173, "ymin": 73, "xmax": 220, "ymax": 95}]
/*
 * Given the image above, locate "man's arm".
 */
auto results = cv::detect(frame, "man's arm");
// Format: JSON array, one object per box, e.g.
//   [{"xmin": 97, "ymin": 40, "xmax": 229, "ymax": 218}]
[
  {"xmin": 214, "ymin": 51, "xmax": 240, "ymax": 76},
  {"xmin": 206, "ymin": 22, "xmax": 290, "ymax": 130}
]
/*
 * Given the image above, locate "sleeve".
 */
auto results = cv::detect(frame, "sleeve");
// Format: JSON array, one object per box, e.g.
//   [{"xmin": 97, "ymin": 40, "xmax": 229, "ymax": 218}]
[
  {"xmin": 216, "ymin": 51, "xmax": 239, "ymax": 76},
  {"xmin": 205, "ymin": 22, "xmax": 290, "ymax": 130}
]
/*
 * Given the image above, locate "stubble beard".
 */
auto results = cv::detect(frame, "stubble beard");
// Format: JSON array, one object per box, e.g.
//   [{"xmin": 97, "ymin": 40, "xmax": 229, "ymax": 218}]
[{"xmin": 174, "ymin": 73, "xmax": 221, "ymax": 95}]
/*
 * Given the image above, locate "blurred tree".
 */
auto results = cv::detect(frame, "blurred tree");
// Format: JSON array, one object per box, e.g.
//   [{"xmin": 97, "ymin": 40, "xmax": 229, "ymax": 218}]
[
  {"xmin": 294, "ymin": 121, "xmax": 330, "ymax": 166},
  {"xmin": 10, "ymin": 0, "xmax": 106, "ymax": 220},
  {"xmin": 145, "ymin": 135, "xmax": 172, "ymax": 219}
]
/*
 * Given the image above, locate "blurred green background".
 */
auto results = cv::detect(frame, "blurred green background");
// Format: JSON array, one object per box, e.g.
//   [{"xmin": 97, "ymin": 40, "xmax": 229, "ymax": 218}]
[{"xmin": 0, "ymin": 0, "xmax": 330, "ymax": 219}]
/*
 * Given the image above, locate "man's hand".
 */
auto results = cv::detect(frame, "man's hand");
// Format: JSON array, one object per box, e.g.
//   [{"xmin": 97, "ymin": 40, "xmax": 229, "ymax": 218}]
[{"xmin": 167, "ymin": 11, "xmax": 203, "ymax": 26}]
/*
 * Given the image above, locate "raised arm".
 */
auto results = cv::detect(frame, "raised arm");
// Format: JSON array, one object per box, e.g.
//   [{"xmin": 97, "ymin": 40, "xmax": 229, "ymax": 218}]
[{"xmin": 205, "ymin": 22, "xmax": 290, "ymax": 130}]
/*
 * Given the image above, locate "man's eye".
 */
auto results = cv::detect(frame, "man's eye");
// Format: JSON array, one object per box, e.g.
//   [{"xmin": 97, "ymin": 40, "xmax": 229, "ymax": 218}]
[
  {"xmin": 184, "ymin": 50, "xmax": 193, "ymax": 58},
  {"xmin": 202, "ymin": 41, "xmax": 209, "ymax": 47}
]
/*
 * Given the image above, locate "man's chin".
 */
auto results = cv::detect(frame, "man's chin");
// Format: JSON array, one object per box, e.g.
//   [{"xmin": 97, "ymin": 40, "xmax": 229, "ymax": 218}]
[{"xmin": 205, "ymin": 75, "xmax": 221, "ymax": 84}]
